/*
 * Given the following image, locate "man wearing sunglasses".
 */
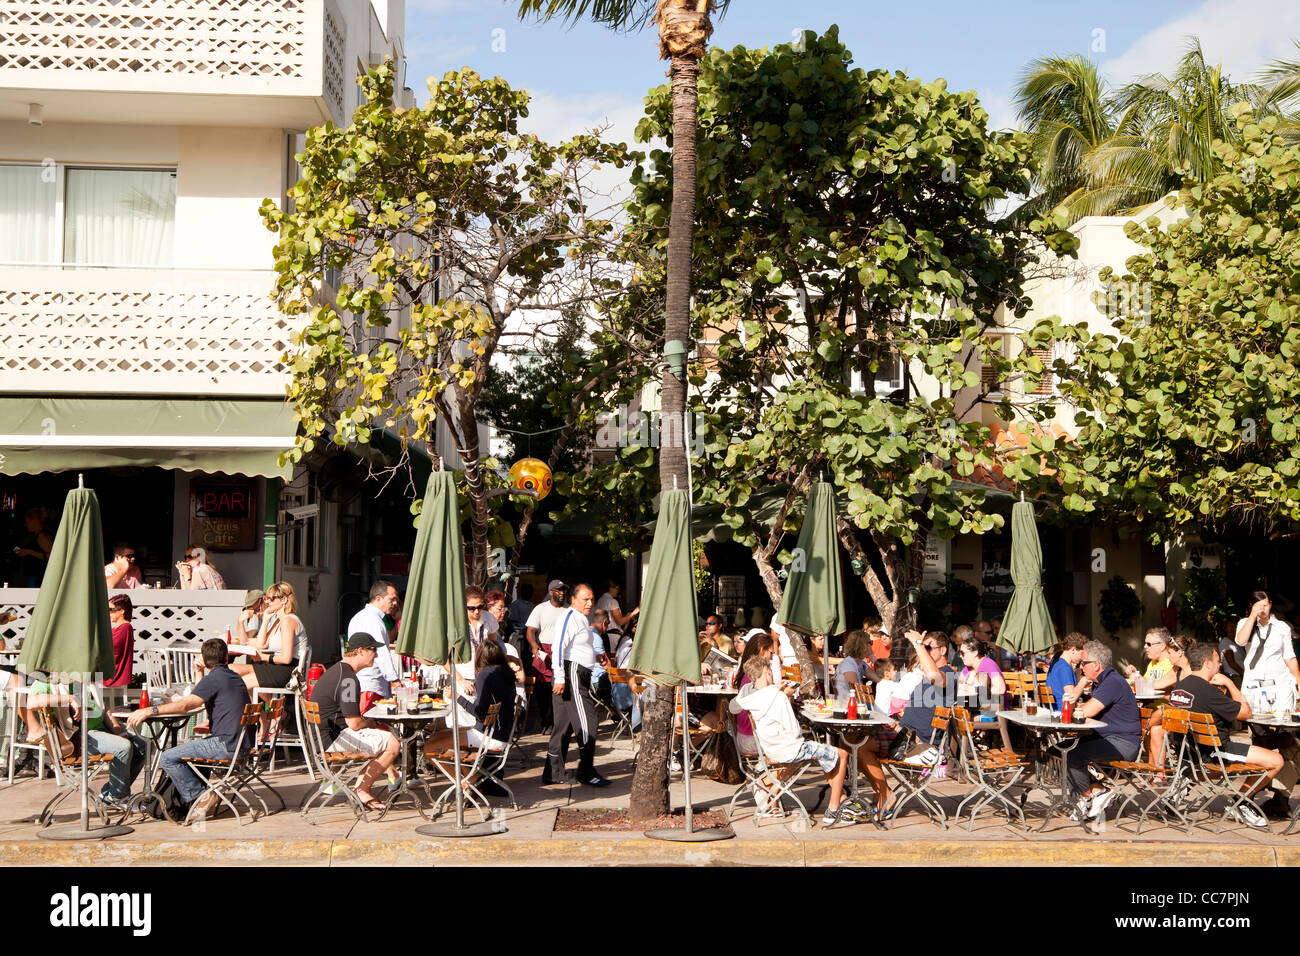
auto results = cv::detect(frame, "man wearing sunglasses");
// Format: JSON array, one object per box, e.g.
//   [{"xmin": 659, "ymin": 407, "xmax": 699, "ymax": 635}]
[
  {"xmin": 104, "ymin": 542, "xmax": 143, "ymax": 590},
  {"xmin": 1062, "ymin": 640, "xmax": 1142, "ymax": 823},
  {"xmin": 897, "ymin": 630, "xmax": 958, "ymax": 766}
]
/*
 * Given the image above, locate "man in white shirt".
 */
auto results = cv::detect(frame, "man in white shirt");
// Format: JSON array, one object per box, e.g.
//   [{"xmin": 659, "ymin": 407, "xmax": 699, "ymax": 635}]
[
  {"xmin": 1235, "ymin": 590, "xmax": 1300, "ymax": 712},
  {"xmin": 525, "ymin": 579, "xmax": 569, "ymax": 732},
  {"xmin": 594, "ymin": 579, "xmax": 639, "ymax": 630},
  {"xmin": 347, "ymin": 580, "xmax": 401, "ymax": 710},
  {"xmin": 544, "ymin": 584, "xmax": 610, "ymax": 787}
]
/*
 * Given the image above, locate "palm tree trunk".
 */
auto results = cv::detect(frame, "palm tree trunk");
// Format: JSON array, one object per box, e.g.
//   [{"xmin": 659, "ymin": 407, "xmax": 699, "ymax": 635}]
[{"xmin": 630, "ymin": 52, "xmax": 700, "ymax": 822}]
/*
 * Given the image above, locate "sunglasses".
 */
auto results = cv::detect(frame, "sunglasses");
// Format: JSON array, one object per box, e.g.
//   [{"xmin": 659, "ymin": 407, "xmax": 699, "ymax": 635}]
[
  {"xmin": 1081, "ymin": 659, "xmax": 1097, "ymax": 666},
  {"xmin": 1143, "ymin": 641, "xmax": 1165, "ymax": 648},
  {"xmin": 706, "ymin": 621, "xmax": 719, "ymax": 627},
  {"xmin": 122, "ymin": 553, "xmax": 136, "ymax": 560},
  {"xmin": 466, "ymin": 604, "xmax": 484, "ymax": 611}
]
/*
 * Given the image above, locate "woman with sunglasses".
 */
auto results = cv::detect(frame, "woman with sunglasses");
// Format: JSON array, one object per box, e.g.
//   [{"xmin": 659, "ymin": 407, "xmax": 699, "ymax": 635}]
[
  {"xmin": 229, "ymin": 583, "xmax": 306, "ymax": 737},
  {"xmin": 176, "ymin": 545, "xmax": 225, "ymax": 590}
]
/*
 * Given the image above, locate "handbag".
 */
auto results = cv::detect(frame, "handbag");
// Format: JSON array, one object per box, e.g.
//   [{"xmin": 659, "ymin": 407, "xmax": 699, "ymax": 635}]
[
  {"xmin": 41, "ymin": 707, "xmax": 81, "ymax": 763},
  {"xmin": 700, "ymin": 732, "xmax": 744, "ymax": 786}
]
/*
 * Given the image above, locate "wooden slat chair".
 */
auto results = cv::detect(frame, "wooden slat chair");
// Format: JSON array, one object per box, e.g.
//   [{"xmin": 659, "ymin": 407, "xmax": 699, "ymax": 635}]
[
  {"xmin": 425, "ymin": 701, "xmax": 504, "ymax": 823},
  {"xmin": 1106, "ymin": 704, "xmax": 1192, "ymax": 834},
  {"xmin": 181, "ymin": 702, "xmax": 285, "ymax": 825},
  {"xmin": 950, "ymin": 705, "xmax": 1028, "ymax": 830},
  {"xmin": 879, "ymin": 706, "xmax": 951, "ymax": 829},
  {"xmin": 743, "ymin": 734, "xmax": 819, "ymax": 827},
  {"xmin": 1184, "ymin": 709, "xmax": 1273, "ymax": 832},
  {"xmin": 298, "ymin": 698, "xmax": 377, "ymax": 822},
  {"xmin": 603, "ymin": 667, "xmax": 638, "ymax": 749},
  {"xmin": 669, "ymin": 684, "xmax": 722, "ymax": 772},
  {"xmin": 35, "ymin": 708, "xmax": 117, "ymax": 828}
]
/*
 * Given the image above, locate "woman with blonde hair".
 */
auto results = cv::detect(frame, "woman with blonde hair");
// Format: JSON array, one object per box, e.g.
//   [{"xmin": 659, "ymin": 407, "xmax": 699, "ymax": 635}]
[{"xmin": 229, "ymin": 582, "xmax": 308, "ymax": 739}]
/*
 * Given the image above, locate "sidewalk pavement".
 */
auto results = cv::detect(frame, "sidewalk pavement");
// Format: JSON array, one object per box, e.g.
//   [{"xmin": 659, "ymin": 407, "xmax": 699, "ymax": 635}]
[{"xmin": 2, "ymin": 732, "xmax": 1299, "ymax": 866}]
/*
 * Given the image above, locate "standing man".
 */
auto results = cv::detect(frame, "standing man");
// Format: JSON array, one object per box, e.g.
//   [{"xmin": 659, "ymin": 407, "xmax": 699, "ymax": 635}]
[
  {"xmin": 1235, "ymin": 590, "xmax": 1300, "ymax": 714},
  {"xmin": 595, "ymin": 579, "xmax": 639, "ymax": 632},
  {"xmin": 545, "ymin": 584, "xmax": 610, "ymax": 787},
  {"xmin": 525, "ymin": 579, "xmax": 569, "ymax": 733},
  {"xmin": 347, "ymin": 580, "xmax": 401, "ymax": 715}
]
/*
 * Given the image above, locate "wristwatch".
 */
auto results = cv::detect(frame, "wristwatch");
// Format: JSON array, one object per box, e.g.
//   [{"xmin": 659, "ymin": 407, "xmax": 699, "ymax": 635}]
[{"xmin": 151, "ymin": 704, "xmax": 159, "ymax": 716}]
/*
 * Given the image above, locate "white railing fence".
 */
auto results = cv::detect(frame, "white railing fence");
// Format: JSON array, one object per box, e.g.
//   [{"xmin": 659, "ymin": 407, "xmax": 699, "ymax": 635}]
[{"xmin": 0, "ymin": 588, "xmax": 246, "ymax": 672}]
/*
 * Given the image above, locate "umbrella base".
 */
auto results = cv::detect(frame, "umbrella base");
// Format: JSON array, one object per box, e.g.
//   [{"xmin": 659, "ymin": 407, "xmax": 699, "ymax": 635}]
[
  {"xmin": 644, "ymin": 826, "xmax": 734, "ymax": 842},
  {"xmin": 38, "ymin": 824, "xmax": 134, "ymax": 841},
  {"xmin": 415, "ymin": 821, "xmax": 501, "ymax": 839}
]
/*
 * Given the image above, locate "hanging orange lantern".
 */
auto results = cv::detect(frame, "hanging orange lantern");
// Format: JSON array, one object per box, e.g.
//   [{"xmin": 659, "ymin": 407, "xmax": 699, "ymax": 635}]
[{"xmin": 509, "ymin": 457, "xmax": 552, "ymax": 500}]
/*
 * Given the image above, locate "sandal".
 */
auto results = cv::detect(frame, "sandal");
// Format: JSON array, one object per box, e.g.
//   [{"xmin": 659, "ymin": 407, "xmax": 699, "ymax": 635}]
[{"xmin": 352, "ymin": 789, "xmax": 384, "ymax": 812}]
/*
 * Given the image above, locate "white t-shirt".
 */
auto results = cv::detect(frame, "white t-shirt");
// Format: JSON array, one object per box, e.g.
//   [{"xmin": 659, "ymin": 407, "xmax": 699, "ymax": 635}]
[
  {"xmin": 770, "ymin": 623, "xmax": 799, "ymax": 666},
  {"xmin": 594, "ymin": 592, "xmax": 621, "ymax": 621},
  {"xmin": 893, "ymin": 669, "xmax": 924, "ymax": 710},
  {"xmin": 347, "ymin": 603, "xmax": 398, "ymax": 696},
  {"xmin": 1237, "ymin": 616, "xmax": 1296, "ymax": 684},
  {"xmin": 874, "ymin": 678, "xmax": 902, "ymax": 716},
  {"xmin": 525, "ymin": 601, "xmax": 568, "ymax": 649}
]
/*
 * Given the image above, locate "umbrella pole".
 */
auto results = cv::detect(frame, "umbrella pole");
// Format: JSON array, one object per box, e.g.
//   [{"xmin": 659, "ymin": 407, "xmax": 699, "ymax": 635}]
[
  {"xmin": 416, "ymin": 662, "xmax": 501, "ymax": 839},
  {"xmin": 39, "ymin": 675, "xmax": 133, "ymax": 841},
  {"xmin": 645, "ymin": 683, "xmax": 733, "ymax": 843}
]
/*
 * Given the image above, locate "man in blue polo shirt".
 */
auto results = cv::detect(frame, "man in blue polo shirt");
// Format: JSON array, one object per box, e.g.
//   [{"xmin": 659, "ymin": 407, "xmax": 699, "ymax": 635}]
[{"xmin": 1060, "ymin": 640, "xmax": 1142, "ymax": 823}]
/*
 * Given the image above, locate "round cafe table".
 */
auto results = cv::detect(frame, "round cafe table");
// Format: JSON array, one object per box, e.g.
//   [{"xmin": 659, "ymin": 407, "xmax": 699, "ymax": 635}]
[
  {"xmin": 999, "ymin": 709, "xmax": 1107, "ymax": 831},
  {"xmin": 362, "ymin": 702, "xmax": 446, "ymax": 820},
  {"xmin": 802, "ymin": 708, "xmax": 893, "ymax": 826}
]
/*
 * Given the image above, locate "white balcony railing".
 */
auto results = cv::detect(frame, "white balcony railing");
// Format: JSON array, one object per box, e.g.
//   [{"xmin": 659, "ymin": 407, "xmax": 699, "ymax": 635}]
[
  {"xmin": 0, "ymin": 0, "xmax": 347, "ymax": 124},
  {"xmin": 0, "ymin": 267, "xmax": 302, "ymax": 396}
]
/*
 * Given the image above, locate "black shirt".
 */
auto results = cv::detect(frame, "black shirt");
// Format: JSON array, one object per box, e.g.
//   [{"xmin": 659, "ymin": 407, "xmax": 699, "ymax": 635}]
[
  {"xmin": 312, "ymin": 661, "xmax": 361, "ymax": 750},
  {"xmin": 1169, "ymin": 674, "xmax": 1241, "ymax": 742},
  {"xmin": 456, "ymin": 664, "xmax": 516, "ymax": 743},
  {"xmin": 193, "ymin": 665, "xmax": 251, "ymax": 752}
]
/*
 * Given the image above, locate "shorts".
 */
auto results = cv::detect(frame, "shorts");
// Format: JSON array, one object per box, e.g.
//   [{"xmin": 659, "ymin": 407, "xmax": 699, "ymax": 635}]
[
  {"xmin": 793, "ymin": 740, "xmax": 840, "ymax": 774},
  {"xmin": 328, "ymin": 727, "xmax": 393, "ymax": 756},
  {"xmin": 1208, "ymin": 740, "xmax": 1251, "ymax": 761},
  {"xmin": 466, "ymin": 727, "xmax": 506, "ymax": 753}
]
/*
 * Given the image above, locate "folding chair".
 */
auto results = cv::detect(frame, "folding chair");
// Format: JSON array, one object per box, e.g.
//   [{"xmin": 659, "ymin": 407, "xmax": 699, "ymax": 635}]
[
  {"xmin": 951, "ymin": 706, "xmax": 1028, "ymax": 829},
  {"xmin": 256, "ymin": 645, "xmax": 314, "ymax": 778},
  {"xmin": 739, "ymin": 736, "xmax": 818, "ymax": 827},
  {"xmin": 298, "ymin": 698, "xmax": 376, "ymax": 822},
  {"xmin": 603, "ymin": 667, "xmax": 638, "ymax": 749},
  {"xmin": 1183, "ymin": 709, "xmax": 1273, "ymax": 832},
  {"xmin": 879, "ymin": 705, "xmax": 951, "ymax": 829},
  {"xmin": 4, "ymin": 686, "xmax": 48, "ymax": 785},
  {"xmin": 669, "ymin": 684, "xmax": 722, "ymax": 772},
  {"xmin": 471, "ymin": 700, "xmax": 523, "ymax": 811},
  {"xmin": 425, "ymin": 702, "xmax": 504, "ymax": 823},
  {"xmin": 35, "ymin": 709, "xmax": 117, "ymax": 828},
  {"xmin": 1106, "ymin": 704, "xmax": 1193, "ymax": 834},
  {"xmin": 181, "ymin": 702, "xmax": 285, "ymax": 825},
  {"xmin": 141, "ymin": 649, "xmax": 172, "ymax": 697}
]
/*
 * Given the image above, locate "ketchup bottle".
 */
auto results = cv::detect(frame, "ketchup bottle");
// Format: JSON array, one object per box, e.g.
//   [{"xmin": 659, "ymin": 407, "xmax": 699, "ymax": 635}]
[
  {"xmin": 847, "ymin": 688, "xmax": 859, "ymax": 720},
  {"xmin": 1061, "ymin": 697, "xmax": 1072, "ymax": 724},
  {"xmin": 139, "ymin": 686, "xmax": 150, "ymax": 710}
]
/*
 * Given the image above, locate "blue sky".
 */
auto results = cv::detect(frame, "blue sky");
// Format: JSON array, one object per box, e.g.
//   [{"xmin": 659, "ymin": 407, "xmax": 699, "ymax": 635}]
[{"xmin": 404, "ymin": 0, "xmax": 1300, "ymax": 147}]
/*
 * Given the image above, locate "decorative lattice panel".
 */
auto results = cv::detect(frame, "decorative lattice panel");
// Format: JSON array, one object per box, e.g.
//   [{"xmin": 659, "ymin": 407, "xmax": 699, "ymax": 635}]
[
  {"xmin": 322, "ymin": 2, "xmax": 345, "ymax": 120},
  {"xmin": 0, "ymin": 588, "xmax": 247, "ymax": 672},
  {"xmin": 0, "ymin": 0, "xmax": 310, "ymax": 79},
  {"xmin": 0, "ymin": 269, "xmax": 303, "ymax": 394}
]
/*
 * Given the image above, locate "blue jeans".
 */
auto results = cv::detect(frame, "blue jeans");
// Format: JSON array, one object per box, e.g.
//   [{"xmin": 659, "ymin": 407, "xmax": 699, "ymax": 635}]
[
  {"xmin": 86, "ymin": 729, "xmax": 146, "ymax": 800},
  {"xmin": 610, "ymin": 683, "xmax": 641, "ymax": 730},
  {"xmin": 160, "ymin": 737, "xmax": 233, "ymax": 804},
  {"xmin": 1064, "ymin": 734, "xmax": 1140, "ymax": 798}
]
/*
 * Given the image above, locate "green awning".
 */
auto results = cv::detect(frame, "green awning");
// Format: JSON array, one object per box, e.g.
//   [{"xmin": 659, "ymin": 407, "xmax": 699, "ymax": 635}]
[{"xmin": 0, "ymin": 397, "xmax": 296, "ymax": 479}]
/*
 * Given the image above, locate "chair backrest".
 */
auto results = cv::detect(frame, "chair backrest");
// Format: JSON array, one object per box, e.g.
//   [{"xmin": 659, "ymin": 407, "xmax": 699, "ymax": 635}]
[
  {"xmin": 167, "ymin": 647, "xmax": 203, "ymax": 688},
  {"xmin": 1163, "ymin": 706, "xmax": 1191, "ymax": 736},
  {"xmin": 1187, "ymin": 711, "xmax": 1223, "ymax": 749},
  {"xmin": 932, "ymin": 705, "xmax": 952, "ymax": 731},
  {"xmin": 141, "ymin": 649, "xmax": 170, "ymax": 692},
  {"xmin": 781, "ymin": 664, "xmax": 802, "ymax": 684},
  {"xmin": 1004, "ymin": 673, "xmax": 1024, "ymax": 697},
  {"xmin": 849, "ymin": 680, "xmax": 874, "ymax": 707},
  {"xmin": 1038, "ymin": 683, "xmax": 1056, "ymax": 708},
  {"xmin": 607, "ymin": 667, "xmax": 631, "ymax": 686},
  {"xmin": 950, "ymin": 704, "xmax": 975, "ymax": 736}
]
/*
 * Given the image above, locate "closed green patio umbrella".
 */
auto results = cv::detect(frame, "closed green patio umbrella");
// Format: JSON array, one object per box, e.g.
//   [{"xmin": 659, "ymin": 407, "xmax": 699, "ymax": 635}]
[
  {"xmin": 775, "ymin": 480, "xmax": 847, "ymax": 693},
  {"xmin": 633, "ymin": 488, "xmax": 729, "ymax": 842},
  {"xmin": 396, "ymin": 470, "xmax": 492, "ymax": 837},
  {"xmin": 999, "ymin": 498, "xmax": 1057, "ymax": 705},
  {"xmin": 20, "ymin": 481, "xmax": 132, "ymax": 840}
]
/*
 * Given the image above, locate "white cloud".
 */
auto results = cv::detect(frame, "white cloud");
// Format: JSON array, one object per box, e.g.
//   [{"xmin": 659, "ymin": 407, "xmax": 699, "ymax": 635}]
[{"xmin": 1099, "ymin": 0, "xmax": 1300, "ymax": 86}]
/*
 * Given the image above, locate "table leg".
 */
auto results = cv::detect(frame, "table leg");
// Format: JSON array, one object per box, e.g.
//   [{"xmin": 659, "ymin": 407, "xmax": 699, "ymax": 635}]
[{"xmin": 1036, "ymin": 732, "xmax": 1084, "ymax": 831}]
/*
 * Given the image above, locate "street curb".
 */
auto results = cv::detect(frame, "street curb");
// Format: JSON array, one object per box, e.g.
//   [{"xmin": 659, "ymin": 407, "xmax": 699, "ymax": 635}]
[{"xmin": 0, "ymin": 838, "xmax": 1289, "ymax": 866}]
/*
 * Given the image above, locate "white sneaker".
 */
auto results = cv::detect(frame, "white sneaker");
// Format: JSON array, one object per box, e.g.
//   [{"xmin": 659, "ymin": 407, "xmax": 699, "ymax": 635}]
[
  {"xmin": 318, "ymin": 780, "xmax": 341, "ymax": 796},
  {"xmin": 903, "ymin": 747, "xmax": 940, "ymax": 767},
  {"xmin": 1227, "ymin": 802, "xmax": 1268, "ymax": 828},
  {"xmin": 1088, "ymin": 788, "xmax": 1116, "ymax": 821}
]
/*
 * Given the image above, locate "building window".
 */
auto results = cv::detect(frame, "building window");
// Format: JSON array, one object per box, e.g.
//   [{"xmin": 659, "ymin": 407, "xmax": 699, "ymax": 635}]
[
  {"xmin": 282, "ymin": 480, "xmax": 327, "ymax": 570},
  {"xmin": 981, "ymin": 334, "xmax": 1007, "ymax": 396},
  {"xmin": 0, "ymin": 162, "xmax": 175, "ymax": 267}
]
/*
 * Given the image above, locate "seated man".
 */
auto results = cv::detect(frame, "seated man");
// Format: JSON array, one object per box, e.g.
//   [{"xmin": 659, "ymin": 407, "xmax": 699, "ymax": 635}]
[
  {"xmin": 128, "ymin": 638, "xmax": 250, "ymax": 823},
  {"xmin": 1060, "ymin": 640, "xmax": 1143, "ymax": 824},
  {"xmin": 1169, "ymin": 641, "xmax": 1283, "ymax": 827},
  {"xmin": 897, "ymin": 630, "xmax": 957, "ymax": 765},
  {"xmin": 27, "ymin": 678, "xmax": 145, "ymax": 806},
  {"xmin": 310, "ymin": 633, "xmax": 401, "ymax": 811},
  {"xmin": 729, "ymin": 654, "xmax": 850, "ymax": 827},
  {"xmin": 1046, "ymin": 632, "xmax": 1087, "ymax": 710}
]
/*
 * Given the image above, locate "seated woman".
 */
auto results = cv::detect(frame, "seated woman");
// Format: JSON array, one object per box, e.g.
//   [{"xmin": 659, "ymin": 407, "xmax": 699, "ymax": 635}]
[
  {"xmin": 833, "ymin": 629, "xmax": 874, "ymax": 704},
  {"xmin": 1143, "ymin": 636, "xmax": 1191, "ymax": 765},
  {"xmin": 424, "ymin": 638, "xmax": 516, "ymax": 758},
  {"xmin": 730, "ymin": 633, "xmax": 778, "ymax": 754},
  {"xmin": 956, "ymin": 635, "xmax": 1015, "ymax": 753},
  {"xmin": 228, "ymin": 582, "xmax": 306, "ymax": 738}
]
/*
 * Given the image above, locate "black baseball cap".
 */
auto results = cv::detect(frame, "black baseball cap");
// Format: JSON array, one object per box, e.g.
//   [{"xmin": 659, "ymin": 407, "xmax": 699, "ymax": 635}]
[{"xmin": 345, "ymin": 633, "xmax": 383, "ymax": 652}]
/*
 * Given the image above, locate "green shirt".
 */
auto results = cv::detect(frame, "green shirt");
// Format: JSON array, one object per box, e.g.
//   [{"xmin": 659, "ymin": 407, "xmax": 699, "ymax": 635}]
[{"xmin": 28, "ymin": 681, "xmax": 104, "ymax": 731}]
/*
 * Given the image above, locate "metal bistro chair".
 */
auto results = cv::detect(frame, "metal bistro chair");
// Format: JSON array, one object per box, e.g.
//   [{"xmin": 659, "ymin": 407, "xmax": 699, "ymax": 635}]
[
  {"xmin": 670, "ymin": 684, "xmax": 722, "ymax": 773},
  {"xmin": 744, "ymin": 736, "xmax": 819, "ymax": 827},
  {"xmin": 35, "ymin": 708, "xmax": 117, "ymax": 828},
  {"xmin": 255, "ymin": 644, "xmax": 314, "ymax": 778},
  {"xmin": 879, "ymin": 705, "xmax": 952, "ymax": 829},
  {"xmin": 181, "ymin": 702, "xmax": 286, "ymax": 825},
  {"xmin": 951, "ymin": 705, "xmax": 1028, "ymax": 830},
  {"xmin": 603, "ymin": 666, "xmax": 638, "ymax": 750},
  {"xmin": 467, "ymin": 699, "xmax": 524, "ymax": 811},
  {"xmin": 1106, "ymin": 704, "xmax": 1193, "ymax": 834},
  {"xmin": 425, "ymin": 701, "xmax": 505, "ymax": 822},
  {"xmin": 1183, "ymin": 709, "xmax": 1273, "ymax": 832},
  {"xmin": 4, "ymin": 686, "xmax": 49, "ymax": 785},
  {"xmin": 298, "ymin": 698, "xmax": 377, "ymax": 823}
]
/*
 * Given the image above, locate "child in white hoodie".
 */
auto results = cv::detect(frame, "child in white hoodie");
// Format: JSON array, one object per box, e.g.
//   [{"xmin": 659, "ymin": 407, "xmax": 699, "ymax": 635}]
[{"xmin": 729, "ymin": 654, "xmax": 848, "ymax": 826}]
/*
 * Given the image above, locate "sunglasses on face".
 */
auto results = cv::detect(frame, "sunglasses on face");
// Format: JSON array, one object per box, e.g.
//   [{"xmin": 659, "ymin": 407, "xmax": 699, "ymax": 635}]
[
  {"xmin": 466, "ymin": 605, "xmax": 483, "ymax": 611},
  {"xmin": 1144, "ymin": 642, "xmax": 1165, "ymax": 648},
  {"xmin": 706, "ymin": 621, "xmax": 719, "ymax": 627}
]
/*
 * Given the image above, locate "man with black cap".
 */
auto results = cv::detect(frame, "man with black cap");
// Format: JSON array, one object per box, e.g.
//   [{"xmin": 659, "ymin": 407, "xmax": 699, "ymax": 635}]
[
  {"xmin": 525, "ymin": 579, "xmax": 568, "ymax": 732},
  {"xmin": 310, "ymin": 633, "xmax": 401, "ymax": 810},
  {"xmin": 545, "ymin": 583, "xmax": 610, "ymax": 787}
]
